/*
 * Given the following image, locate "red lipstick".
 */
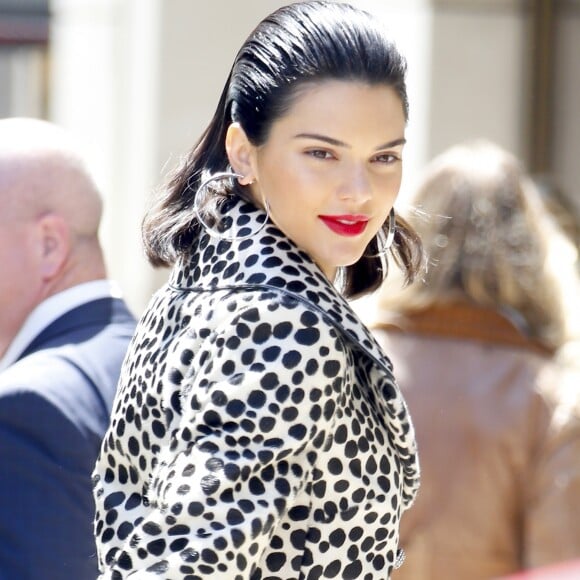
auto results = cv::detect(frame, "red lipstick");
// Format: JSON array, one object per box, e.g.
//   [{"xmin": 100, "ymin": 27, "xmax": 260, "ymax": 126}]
[{"xmin": 319, "ymin": 215, "xmax": 369, "ymax": 237}]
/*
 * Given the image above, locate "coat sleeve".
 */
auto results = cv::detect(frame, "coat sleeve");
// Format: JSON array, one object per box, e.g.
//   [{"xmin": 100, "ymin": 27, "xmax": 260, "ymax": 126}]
[
  {"xmin": 102, "ymin": 298, "xmax": 349, "ymax": 578},
  {"xmin": 523, "ymin": 367, "xmax": 580, "ymax": 568},
  {"xmin": 0, "ymin": 383, "xmax": 100, "ymax": 580}
]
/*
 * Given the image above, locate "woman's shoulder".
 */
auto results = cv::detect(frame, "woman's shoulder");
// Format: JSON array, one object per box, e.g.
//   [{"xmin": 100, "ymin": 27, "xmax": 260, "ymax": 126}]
[{"xmin": 206, "ymin": 286, "xmax": 346, "ymax": 337}]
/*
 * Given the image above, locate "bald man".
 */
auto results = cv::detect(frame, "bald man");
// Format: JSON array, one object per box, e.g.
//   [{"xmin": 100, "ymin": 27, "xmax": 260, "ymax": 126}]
[{"xmin": 0, "ymin": 118, "xmax": 136, "ymax": 579}]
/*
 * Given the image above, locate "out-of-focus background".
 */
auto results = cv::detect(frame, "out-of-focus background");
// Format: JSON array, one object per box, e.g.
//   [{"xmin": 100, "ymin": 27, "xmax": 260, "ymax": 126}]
[{"xmin": 1, "ymin": 0, "xmax": 578, "ymax": 317}]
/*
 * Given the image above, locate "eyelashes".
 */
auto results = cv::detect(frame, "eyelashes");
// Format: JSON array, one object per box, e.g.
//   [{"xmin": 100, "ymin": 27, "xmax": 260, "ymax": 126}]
[
  {"xmin": 305, "ymin": 149, "xmax": 335, "ymax": 160},
  {"xmin": 305, "ymin": 149, "xmax": 402, "ymax": 165}
]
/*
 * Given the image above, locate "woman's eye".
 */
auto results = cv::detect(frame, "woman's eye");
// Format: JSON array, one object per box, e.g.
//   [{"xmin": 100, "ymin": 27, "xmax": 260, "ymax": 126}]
[
  {"xmin": 306, "ymin": 149, "xmax": 334, "ymax": 160},
  {"xmin": 372, "ymin": 153, "xmax": 399, "ymax": 164}
]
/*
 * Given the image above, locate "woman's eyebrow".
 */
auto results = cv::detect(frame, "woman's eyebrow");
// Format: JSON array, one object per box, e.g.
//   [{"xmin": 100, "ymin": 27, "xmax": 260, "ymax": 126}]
[{"xmin": 293, "ymin": 133, "xmax": 406, "ymax": 150}]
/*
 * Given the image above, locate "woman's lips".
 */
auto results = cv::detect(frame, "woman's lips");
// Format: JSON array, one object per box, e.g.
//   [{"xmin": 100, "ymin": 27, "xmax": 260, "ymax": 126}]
[{"xmin": 319, "ymin": 215, "xmax": 369, "ymax": 237}]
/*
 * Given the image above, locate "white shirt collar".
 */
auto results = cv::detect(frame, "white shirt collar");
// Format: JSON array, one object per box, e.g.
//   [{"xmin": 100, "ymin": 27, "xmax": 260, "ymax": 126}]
[{"xmin": 0, "ymin": 280, "xmax": 123, "ymax": 373}]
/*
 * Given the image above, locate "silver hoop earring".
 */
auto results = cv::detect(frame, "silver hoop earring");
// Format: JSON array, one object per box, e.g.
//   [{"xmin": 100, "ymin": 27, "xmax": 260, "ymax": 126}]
[
  {"xmin": 193, "ymin": 171, "xmax": 270, "ymax": 241},
  {"xmin": 365, "ymin": 207, "xmax": 396, "ymax": 257}
]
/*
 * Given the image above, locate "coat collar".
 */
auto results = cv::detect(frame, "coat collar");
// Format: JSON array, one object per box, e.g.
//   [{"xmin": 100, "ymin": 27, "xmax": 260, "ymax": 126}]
[{"xmin": 169, "ymin": 198, "xmax": 395, "ymax": 375}]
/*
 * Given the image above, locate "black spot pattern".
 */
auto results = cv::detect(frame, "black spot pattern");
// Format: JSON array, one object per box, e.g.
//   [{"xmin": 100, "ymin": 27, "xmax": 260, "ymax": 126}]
[{"xmin": 93, "ymin": 200, "xmax": 419, "ymax": 579}]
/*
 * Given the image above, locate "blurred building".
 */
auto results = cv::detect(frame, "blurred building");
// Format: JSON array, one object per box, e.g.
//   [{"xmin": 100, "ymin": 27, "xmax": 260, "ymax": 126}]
[{"xmin": 1, "ymin": 0, "xmax": 578, "ymax": 316}]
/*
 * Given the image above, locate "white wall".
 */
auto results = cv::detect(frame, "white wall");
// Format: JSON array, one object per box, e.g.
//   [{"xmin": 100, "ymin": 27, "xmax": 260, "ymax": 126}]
[
  {"xmin": 428, "ymin": 2, "xmax": 527, "ymax": 159},
  {"xmin": 50, "ymin": 0, "xmax": 160, "ymax": 316},
  {"xmin": 0, "ymin": 46, "xmax": 46, "ymax": 117}
]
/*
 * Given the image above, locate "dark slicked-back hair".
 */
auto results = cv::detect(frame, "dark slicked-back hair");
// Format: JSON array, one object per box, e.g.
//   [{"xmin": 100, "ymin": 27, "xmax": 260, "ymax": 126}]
[{"xmin": 143, "ymin": 1, "xmax": 423, "ymax": 298}]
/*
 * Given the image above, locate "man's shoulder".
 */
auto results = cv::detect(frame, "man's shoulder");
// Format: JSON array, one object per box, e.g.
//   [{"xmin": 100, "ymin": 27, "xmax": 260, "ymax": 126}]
[
  {"xmin": 0, "ymin": 348, "xmax": 92, "ymax": 401},
  {"xmin": 0, "ymin": 349, "xmax": 107, "ymax": 477},
  {"xmin": 1, "ymin": 298, "xmax": 134, "ymax": 427},
  {"xmin": 0, "ymin": 344, "xmax": 120, "ymax": 443},
  {"xmin": 0, "ymin": 298, "xmax": 133, "ymax": 416}
]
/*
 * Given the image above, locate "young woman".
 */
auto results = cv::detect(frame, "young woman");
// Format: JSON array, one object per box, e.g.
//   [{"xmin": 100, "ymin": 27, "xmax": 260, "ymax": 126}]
[{"xmin": 93, "ymin": 2, "xmax": 423, "ymax": 578}]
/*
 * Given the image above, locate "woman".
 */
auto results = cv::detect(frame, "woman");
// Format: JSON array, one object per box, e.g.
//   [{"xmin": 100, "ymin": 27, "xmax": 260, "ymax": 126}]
[
  {"xmin": 93, "ymin": 2, "xmax": 423, "ymax": 578},
  {"xmin": 371, "ymin": 140, "xmax": 580, "ymax": 579}
]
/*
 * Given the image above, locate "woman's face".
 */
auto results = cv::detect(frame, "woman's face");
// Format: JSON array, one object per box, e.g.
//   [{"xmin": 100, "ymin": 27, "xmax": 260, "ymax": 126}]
[{"xmin": 247, "ymin": 80, "xmax": 406, "ymax": 280}]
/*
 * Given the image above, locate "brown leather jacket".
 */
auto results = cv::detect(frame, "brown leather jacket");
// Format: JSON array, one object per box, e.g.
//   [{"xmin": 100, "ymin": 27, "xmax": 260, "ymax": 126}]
[{"xmin": 372, "ymin": 303, "xmax": 580, "ymax": 580}]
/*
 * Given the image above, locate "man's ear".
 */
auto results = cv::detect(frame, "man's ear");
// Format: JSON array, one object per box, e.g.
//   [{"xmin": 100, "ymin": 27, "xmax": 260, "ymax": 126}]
[
  {"xmin": 37, "ymin": 214, "xmax": 70, "ymax": 281},
  {"xmin": 225, "ymin": 122, "xmax": 256, "ymax": 185}
]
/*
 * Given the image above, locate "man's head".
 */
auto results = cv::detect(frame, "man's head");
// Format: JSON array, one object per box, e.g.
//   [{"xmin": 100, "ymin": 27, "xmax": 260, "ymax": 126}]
[{"xmin": 0, "ymin": 117, "xmax": 106, "ymax": 357}]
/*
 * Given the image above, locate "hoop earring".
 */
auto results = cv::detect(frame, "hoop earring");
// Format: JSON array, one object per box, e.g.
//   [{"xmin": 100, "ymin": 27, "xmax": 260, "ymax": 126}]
[
  {"xmin": 193, "ymin": 171, "xmax": 270, "ymax": 241},
  {"xmin": 365, "ymin": 207, "xmax": 396, "ymax": 257}
]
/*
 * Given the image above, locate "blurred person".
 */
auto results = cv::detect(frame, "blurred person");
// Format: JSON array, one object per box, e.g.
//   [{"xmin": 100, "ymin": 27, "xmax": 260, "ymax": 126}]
[
  {"xmin": 92, "ymin": 2, "xmax": 425, "ymax": 578},
  {"xmin": 371, "ymin": 140, "xmax": 580, "ymax": 579},
  {"xmin": 0, "ymin": 117, "xmax": 136, "ymax": 579}
]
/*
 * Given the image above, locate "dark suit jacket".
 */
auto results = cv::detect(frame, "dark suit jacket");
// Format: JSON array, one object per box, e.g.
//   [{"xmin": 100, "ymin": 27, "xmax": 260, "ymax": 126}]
[{"xmin": 0, "ymin": 297, "xmax": 136, "ymax": 580}]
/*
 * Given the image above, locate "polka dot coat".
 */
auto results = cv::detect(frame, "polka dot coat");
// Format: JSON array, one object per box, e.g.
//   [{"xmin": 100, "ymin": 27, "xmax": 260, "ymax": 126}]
[{"xmin": 92, "ymin": 200, "xmax": 420, "ymax": 579}]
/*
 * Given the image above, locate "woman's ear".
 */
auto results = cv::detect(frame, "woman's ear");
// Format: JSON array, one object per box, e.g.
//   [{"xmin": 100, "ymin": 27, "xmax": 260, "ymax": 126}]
[{"xmin": 225, "ymin": 122, "xmax": 256, "ymax": 185}]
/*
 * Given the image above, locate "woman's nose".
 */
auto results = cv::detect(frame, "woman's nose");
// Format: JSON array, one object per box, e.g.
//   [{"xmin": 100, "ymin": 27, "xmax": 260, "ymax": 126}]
[{"xmin": 337, "ymin": 165, "xmax": 372, "ymax": 202}]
